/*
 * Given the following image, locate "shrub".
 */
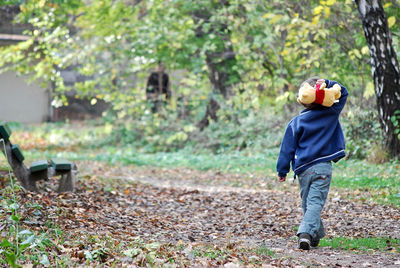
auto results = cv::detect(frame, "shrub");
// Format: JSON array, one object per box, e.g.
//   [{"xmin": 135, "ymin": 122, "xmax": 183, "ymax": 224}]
[
  {"xmin": 103, "ymin": 104, "xmax": 288, "ymax": 154},
  {"xmin": 343, "ymin": 109, "xmax": 384, "ymax": 160}
]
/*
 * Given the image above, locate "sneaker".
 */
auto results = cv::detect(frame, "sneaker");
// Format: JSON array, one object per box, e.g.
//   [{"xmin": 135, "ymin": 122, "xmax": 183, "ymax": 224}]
[
  {"xmin": 298, "ymin": 233, "xmax": 311, "ymax": 250},
  {"xmin": 311, "ymin": 237, "xmax": 320, "ymax": 247}
]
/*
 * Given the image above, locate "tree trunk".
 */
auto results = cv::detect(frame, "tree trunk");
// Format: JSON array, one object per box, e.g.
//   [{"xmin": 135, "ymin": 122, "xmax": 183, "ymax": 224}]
[
  {"xmin": 196, "ymin": 98, "xmax": 221, "ymax": 131},
  {"xmin": 192, "ymin": 3, "xmax": 240, "ymax": 129},
  {"xmin": 355, "ymin": 0, "xmax": 400, "ymax": 157},
  {"xmin": 204, "ymin": 50, "xmax": 238, "ymax": 99}
]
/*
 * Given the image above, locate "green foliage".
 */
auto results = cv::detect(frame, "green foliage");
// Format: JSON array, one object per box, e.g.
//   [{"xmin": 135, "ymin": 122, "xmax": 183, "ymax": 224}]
[
  {"xmin": 1, "ymin": 0, "xmax": 394, "ymax": 114},
  {"xmin": 123, "ymin": 239, "xmax": 162, "ymax": 266},
  {"xmin": 84, "ymin": 248, "xmax": 109, "ymax": 262},
  {"xmin": 342, "ymin": 109, "xmax": 383, "ymax": 159},
  {"xmin": 0, "ymin": 139, "xmax": 63, "ymax": 267},
  {"xmin": 192, "ymin": 108, "xmax": 284, "ymax": 154},
  {"xmin": 390, "ymin": 110, "xmax": 400, "ymax": 140},
  {"xmin": 78, "ymin": 102, "xmax": 288, "ymax": 154},
  {"xmin": 1, "ymin": 1, "xmax": 399, "ymax": 160},
  {"xmin": 254, "ymin": 244, "xmax": 275, "ymax": 257},
  {"xmin": 193, "ymin": 246, "xmax": 227, "ymax": 260},
  {"xmin": 0, "ymin": 173, "xmax": 53, "ymax": 267},
  {"xmin": 0, "ymin": 0, "xmax": 24, "ymax": 6}
]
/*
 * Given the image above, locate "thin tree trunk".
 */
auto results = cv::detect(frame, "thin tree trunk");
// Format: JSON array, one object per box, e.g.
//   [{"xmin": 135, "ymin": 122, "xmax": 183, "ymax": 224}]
[
  {"xmin": 196, "ymin": 98, "xmax": 221, "ymax": 131},
  {"xmin": 355, "ymin": 0, "xmax": 400, "ymax": 157},
  {"xmin": 192, "ymin": 3, "xmax": 239, "ymax": 129}
]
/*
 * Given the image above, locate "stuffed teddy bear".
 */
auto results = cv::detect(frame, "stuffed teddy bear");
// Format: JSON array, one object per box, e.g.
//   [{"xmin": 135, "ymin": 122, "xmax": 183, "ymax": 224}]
[{"xmin": 297, "ymin": 82, "xmax": 341, "ymax": 107}]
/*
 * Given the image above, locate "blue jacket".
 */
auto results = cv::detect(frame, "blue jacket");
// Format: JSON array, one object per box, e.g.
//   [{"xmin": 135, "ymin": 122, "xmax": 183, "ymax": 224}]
[{"xmin": 277, "ymin": 79, "xmax": 348, "ymax": 177}]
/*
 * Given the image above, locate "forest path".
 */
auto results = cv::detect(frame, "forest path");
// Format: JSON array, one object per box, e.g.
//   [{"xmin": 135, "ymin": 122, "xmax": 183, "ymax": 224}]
[{"xmin": 28, "ymin": 161, "xmax": 400, "ymax": 267}]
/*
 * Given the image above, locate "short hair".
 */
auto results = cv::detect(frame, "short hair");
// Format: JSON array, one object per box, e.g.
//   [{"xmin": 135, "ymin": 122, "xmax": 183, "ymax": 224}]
[{"xmin": 300, "ymin": 76, "xmax": 320, "ymax": 88}]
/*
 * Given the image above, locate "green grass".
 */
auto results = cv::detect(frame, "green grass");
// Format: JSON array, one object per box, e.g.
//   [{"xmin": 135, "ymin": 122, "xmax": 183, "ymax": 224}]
[
  {"xmin": 333, "ymin": 160, "xmax": 400, "ymax": 189},
  {"xmin": 193, "ymin": 247, "xmax": 227, "ymax": 260},
  {"xmin": 332, "ymin": 160, "xmax": 400, "ymax": 206},
  {"xmin": 7, "ymin": 142, "xmax": 400, "ymax": 207},
  {"xmin": 253, "ymin": 244, "xmax": 275, "ymax": 257},
  {"xmin": 6, "ymin": 147, "xmax": 400, "ymax": 207},
  {"xmin": 97, "ymin": 147, "xmax": 279, "ymax": 174},
  {"xmin": 21, "ymin": 145, "xmax": 400, "ymax": 205},
  {"xmin": 320, "ymin": 237, "xmax": 400, "ymax": 252},
  {"xmin": 18, "ymin": 146, "xmax": 280, "ymax": 177}
]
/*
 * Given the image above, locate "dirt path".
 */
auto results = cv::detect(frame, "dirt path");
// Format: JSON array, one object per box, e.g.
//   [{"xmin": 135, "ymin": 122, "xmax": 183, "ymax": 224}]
[{"xmin": 22, "ymin": 162, "xmax": 400, "ymax": 267}]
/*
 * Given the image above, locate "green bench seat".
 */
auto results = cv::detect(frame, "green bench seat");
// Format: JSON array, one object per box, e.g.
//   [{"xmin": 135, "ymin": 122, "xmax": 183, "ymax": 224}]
[
  {"xmin": 11, "ymin": 144, "xmax": 25, "ymax": 162},
  {"xmin": 0, "ymin": 122, "xmax": 12, "ymax": 142},
  {"xmin": 30, "ymin": 159, "xmax": 48, "ymax": 173},
  {"xmin": 50, "ymin": 158, "xmax": 72, "ymax": 171}
]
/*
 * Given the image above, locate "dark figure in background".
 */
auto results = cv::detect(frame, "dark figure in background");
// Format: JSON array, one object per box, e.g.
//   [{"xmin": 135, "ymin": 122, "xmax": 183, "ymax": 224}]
[{"xmin": 146, "ymin": 63, "xmax": 171, "ymax": 113}]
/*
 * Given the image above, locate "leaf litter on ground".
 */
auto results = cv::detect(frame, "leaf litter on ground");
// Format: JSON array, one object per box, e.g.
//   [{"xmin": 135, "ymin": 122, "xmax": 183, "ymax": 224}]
[{"xmin": 1, "ymin": 160, "xmax": 400, "ymax": 267}]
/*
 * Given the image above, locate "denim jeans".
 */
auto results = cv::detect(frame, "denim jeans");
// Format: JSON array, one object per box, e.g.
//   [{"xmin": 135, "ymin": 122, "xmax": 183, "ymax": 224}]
[{"xmin": 297, "ymin": 162, "xmax": 332, "ymax": 240}]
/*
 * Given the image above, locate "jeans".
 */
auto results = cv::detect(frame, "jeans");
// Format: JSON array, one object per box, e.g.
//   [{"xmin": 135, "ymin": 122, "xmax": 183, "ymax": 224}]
[{"xmin": 297, "ymin": 162, "xmax": 332, "ymax": 240}]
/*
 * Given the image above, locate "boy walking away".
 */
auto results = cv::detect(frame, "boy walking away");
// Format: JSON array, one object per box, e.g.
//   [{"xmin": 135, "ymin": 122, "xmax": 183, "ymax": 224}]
[{"xmin": 276, "ymin": 77, "xmax": 348, "ymax": 250}]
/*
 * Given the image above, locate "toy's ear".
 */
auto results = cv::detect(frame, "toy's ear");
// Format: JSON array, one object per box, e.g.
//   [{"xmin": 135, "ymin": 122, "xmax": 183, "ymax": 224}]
[
  {"xmin": 297, "ymin": 97, "xmax": 302, "ymax": 104},
  {"xmin": 332, "ymin": 84, "xmax": 341, "ymax": 99},
  {"xmin": 303, "ymin": 82, "xmax": 314, "ymax": 90}
]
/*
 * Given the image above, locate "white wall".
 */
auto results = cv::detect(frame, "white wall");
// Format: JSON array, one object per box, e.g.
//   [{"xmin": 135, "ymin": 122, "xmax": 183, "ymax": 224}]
[{"xmin": 0, "ymin": 71, "xmax": 50, "ymax": 123}]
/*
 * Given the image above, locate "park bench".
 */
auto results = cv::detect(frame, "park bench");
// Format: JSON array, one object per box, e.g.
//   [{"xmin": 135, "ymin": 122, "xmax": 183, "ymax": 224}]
[{"xmin": 0, "ymin": 122, "xmax": 77, "ymax": 192}]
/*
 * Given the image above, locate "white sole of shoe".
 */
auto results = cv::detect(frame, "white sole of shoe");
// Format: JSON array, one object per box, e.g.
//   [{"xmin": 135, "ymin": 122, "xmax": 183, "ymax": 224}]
[{"xmin": 298, "ymin": 238, "xmax": 311, "ymax": 250}]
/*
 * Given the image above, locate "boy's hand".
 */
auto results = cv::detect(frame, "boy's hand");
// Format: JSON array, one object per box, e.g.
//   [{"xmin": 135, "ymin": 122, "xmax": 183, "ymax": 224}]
[{"xmin": 278, "ymin": 176, "xmax": 286, "ymax": 182}]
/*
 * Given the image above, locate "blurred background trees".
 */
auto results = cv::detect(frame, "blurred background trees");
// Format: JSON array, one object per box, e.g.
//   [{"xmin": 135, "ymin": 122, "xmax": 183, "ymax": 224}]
[{"xmin": 0, "ymin": 0, "xmax": 399, "ymax": 159}]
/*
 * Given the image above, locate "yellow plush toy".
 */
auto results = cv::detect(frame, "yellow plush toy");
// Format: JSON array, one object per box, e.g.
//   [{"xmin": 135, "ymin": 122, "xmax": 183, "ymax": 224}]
[{"xmin": 297, "ymin": 82, "xmax": 341, "ymax": 107}]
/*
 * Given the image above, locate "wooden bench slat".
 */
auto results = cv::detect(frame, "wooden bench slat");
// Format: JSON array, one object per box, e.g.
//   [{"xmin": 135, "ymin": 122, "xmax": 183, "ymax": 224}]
[
  {"xmin": 50, "ymin": 158, "xmax": 72, "ymax": 171},
  {"xmin": 0, "ymin": 122, "xmax": 12, "ymax": 141},
  {"xmin": 30, "ymin": 159, "xmax": 48, "ymax": 173},
  {"xmin": 11, "ymin": 144, "xmax": 25, "ymax": 162}
]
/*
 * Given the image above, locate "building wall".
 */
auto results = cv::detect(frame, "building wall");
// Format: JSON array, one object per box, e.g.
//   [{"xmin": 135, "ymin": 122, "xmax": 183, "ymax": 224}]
[
  {"xmin": 0, "ymin": 71, "xmax": 50, "ymax": 123},
  {"xmin": 0, "ymin": 6, "xmax": 32, "ymax": 35}
]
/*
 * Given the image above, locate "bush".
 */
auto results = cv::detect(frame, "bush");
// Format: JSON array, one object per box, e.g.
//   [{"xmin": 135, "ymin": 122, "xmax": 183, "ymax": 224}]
[
  {"xmin": 190, "ymin": 109, "xmax": 285, "ymax": 154},
  {"xmin": 342, "ymin": 109, "xmax": 384, "ymax": 160},
  {"xmin": 103, "ymin": 104, "xmax": 288, "ymax": 154}
]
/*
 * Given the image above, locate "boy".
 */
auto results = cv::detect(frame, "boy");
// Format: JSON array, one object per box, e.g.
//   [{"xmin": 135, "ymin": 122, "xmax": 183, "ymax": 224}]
[{"xmin": 276, "ymin": 77, "xmax": 348, "ymax": 250}]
